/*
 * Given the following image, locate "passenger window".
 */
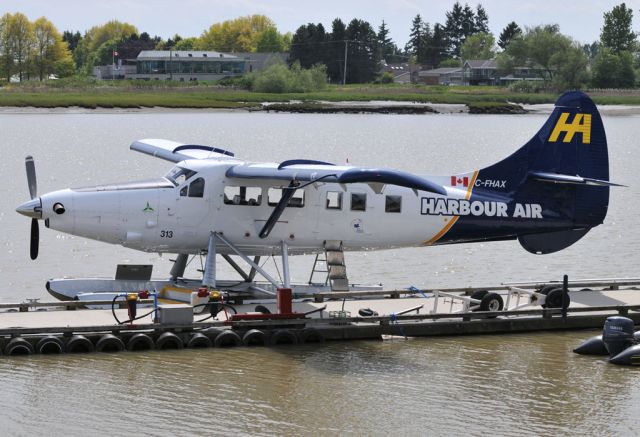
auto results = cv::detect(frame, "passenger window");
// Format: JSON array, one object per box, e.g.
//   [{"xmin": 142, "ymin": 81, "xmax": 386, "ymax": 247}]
[
  {"xmin": 268, "ymin": 188, "xmax": 305, "ymax": 207},
  {"xmin": 223, "ymin": 186, "xmax": 262, "ymax": 205},
  {"xmin": 188, "ymin": 178, "xmax": 205, "ymax": 198},
  {"xmin": 326, "ymin": 191, "xmax": 342, "ymax": 210},
  {"xmin": 385, "ymin": 195, "xmax": 402, "ymax": 213},
  {"xmin": 351, "ymin": 193, "xmax": 366, "ymax": 211}
]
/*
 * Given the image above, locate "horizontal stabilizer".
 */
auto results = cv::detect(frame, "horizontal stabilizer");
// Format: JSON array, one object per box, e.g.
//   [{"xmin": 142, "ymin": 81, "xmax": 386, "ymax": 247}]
[
  {"xmin": 131, "ymin": 139, "xmax": 235, "ymax": 163},
  {"xmin": 529, "ymin": 171, "xmax": 625, "ymax": 187},
  {"xmin": 518, "ymin": 228, "xmax": 591, "ymax": 254}
]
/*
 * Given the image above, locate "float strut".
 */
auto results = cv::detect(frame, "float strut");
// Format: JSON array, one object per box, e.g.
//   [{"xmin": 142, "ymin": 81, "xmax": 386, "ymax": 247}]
[{"xmin": 202, "ymin": 232, "xmax": 217, "ymax": 288}]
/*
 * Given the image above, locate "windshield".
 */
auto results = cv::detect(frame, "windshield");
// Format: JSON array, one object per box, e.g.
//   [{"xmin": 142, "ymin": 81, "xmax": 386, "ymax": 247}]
[{"xmin": 165, "ymin": 166, "xmax": 197, "ymax": 186}]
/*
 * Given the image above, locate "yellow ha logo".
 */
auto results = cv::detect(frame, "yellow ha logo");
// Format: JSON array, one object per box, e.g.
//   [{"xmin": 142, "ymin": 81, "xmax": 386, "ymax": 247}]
[{"xmin": 549, "ymin": 112, "xmax": 592, "ymax": 144}]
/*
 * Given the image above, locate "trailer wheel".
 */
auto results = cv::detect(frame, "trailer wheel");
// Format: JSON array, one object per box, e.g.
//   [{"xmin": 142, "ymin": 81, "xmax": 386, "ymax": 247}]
[
  {"xmin": 480, "ymin": 292, "xmax": 504, "ymax": 312},
  {"xmin": 542, "ymin": 288, "xmax": 568, "ymax": 309},
  {"xmin": 470, "ymin": 290, "xmax": 488, "ymax": 311}
]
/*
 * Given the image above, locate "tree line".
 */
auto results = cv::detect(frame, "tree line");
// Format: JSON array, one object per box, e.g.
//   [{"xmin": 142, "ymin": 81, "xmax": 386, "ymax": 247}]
[
  {"xmin": 1, "ymin": 3, "xmax": 639, "ymax": 90},
  {"xmin": 0, "ymin": 13, "xmax": 74, "ymax": 82}
]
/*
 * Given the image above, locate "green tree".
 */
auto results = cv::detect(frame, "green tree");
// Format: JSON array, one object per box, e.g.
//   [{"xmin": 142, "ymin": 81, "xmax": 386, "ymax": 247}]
[
  {"xmin": 550, "ymin": 44, "xmax": 589, "ymax": 89},
  {"xmin": 445, "ymin": 2, "xmax": 491, "ymax": 58},
  {"xmin": 62, "ymin": 30, "xmax": 81, "ymax": 51},
  {"xmin": 460, "ymin": 32, "xmax": 495, "ymax": 60},
  {"xmin": 289, "ymin": 23, "xmax": 327, "ymax": 69},
  {"xmin": 591, "ymin": 47, "xmax": 635, "ymax": 87},
  {"xmin": 344, "ymin": 18, "xmax": 380, "ymax": 83},
  {"xmin": 327, "ymin": 18, "xmax": 346, "ymax": 82},
  {"xmin": 600, "ymin": 3, "xmax": 636, "ymax": 54},
  {"xmin": 445, "ymin": 2, "xmax": 464, "ymax": 57},
  {"xmin": 174, "ymin": 37, "xmax": 198, "ymax": 50},
  {"xmin": 425, "ymin": 24, "xmax": 449, "ymax": 67},
  {"xmin": 256, "ymin": 27, "xmax": 286, "ymax": 52},
  {"xmin": 84, "ymin": 20, "xmax": 137, "ymax": 52},
  {"xmin": 33, "ymin": 17, "xmax": 72, "ymax": 80},
  {"xmin": 500, "ymin": 25, "xmax": 571, "ymax": 81},
  {"xmin": 377, "ymin": 20, "xmax": 398, "ymax": 62},
  {"xmin": 0, "ymin": 13, "xmax": 13, "ymax": 81},
  {"xmin": 498, "ymin": 22, "xmax": 521, "ymax": 50},
  {"xmin": 198, "ymin": 15, "xmax": 278, "ymax": 52},
  {"xmin": 474, "ymin": 5, "xmax": 490, "ymax": 33},
  {"xmin": 6, "ymin": 13, "xmax": 35, "ymax": 81},
  {"xmin": 406, "ymin": 14, "xmax": 427, "ymax": 62}
]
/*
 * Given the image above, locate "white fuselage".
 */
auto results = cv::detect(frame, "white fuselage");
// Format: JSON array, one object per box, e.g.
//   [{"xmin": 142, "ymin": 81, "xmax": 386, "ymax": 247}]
[{"xmin": 39, "ymin": 158, "xmax": 479, "ymax": 256}]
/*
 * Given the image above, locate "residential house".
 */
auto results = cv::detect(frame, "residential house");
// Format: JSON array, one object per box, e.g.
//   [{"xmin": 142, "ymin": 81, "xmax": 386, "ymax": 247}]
[
  {"xmin": 462, "ymin": 59, "xmax": 498, "ymax": 85},
  {"xmin": 417, "ymin": 67, "xmax": 463, "ymax": 86}
]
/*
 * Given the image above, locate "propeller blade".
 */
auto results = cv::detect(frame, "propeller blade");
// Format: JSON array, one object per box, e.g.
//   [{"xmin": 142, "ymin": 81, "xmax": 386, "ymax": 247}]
[
  {"xmin": 30, "ymin": 218, "xmax": 39, "ymax": 260},
  {"xmin": 25, "ymin": 155, "xmax": 37, "ymax": 200}
]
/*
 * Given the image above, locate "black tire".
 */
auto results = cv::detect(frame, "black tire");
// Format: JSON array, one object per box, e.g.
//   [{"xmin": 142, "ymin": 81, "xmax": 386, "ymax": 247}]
[
  {"xmin": 242, "ymin": 329, "xmax": 267, "ymax": 346},
  {"xmin": 543, "ymin": 288, "xmax": 568, "ymax": 309},
  {"xmin": 254, "ymin": 305, "xmax": 271, "ymax": 314},
  {"xmin": 155, "ymin": 332, "xmax": 184, "ymax": 350},
  {"xmin": 187, "ymin": 333, "xmax": 212, "ymax": 348},
  {"xmin": 298, "ymin": 327, "xmax": 325, "ymax": 344},
  {"xmin": 66, "ymin": 335, "xmax": 94, "ymax": 353},
  {"xmin": 95, "ymin": 334, "xmax": 125, "ymax": 353},
  {"xmin": 470, "ymin": 290, "xmax": 489, "ymax": 311},
  {"xmin": 5, "ymin": 337, "xmax": 34, "ymax": 356},
  {"xmin": 358, "ymin": 308, "xmax": 378, "ymax": 317},
  {"xmin": 214, "ymin": 330, "xmax": 242, "ymax": 347},
  {"xmin": 480, "ymin": 292, "xmax": 504, "ymax": 312},
  {"xmin": 126, "ymin": 333, "xmax": 154, "ymax": 351},
  {"xmin": 270, "ymin": 329, "xmax": 298, "ymax": 346},
  {"xmin": 36, "ymin": 336, "xmax": 65, "ymax": 354}
]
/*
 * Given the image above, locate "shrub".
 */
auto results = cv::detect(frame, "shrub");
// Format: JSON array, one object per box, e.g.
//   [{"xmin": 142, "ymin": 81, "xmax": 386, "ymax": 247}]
[
  {"xmin": 375, "ymin": 72, "xmax": 395, "ymax": 84},
  {"xmin": 249, "ymin": 61, "xmax": 327, "ymax": 93}
]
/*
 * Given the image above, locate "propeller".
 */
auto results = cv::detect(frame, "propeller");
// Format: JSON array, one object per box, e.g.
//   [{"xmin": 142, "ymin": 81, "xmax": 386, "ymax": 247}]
[{"xmin": 23, "ymin": 156, "xmax": 40, "ymax": 260}]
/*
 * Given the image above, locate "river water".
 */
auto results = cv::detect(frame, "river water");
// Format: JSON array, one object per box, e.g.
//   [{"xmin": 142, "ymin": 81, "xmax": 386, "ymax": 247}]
[{"xmin": 0, "ymin": 108, "xmax": 639, "ymax": 435}]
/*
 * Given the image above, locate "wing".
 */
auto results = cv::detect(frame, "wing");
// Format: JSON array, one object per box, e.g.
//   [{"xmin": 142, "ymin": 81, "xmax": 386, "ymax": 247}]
[
  {"xmin": 130, "ymin": 138, "xmax": 236, "ymax": 163},
  {"xmin": 226, "ymin": 162, "xmax": 446, "ymax": 196}
]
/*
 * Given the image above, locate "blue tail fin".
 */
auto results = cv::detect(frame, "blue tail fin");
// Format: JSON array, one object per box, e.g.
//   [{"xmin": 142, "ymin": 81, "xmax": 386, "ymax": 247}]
[{"xmin": 454, "ymin": 91, "xmax": 611, "ymax": 254}]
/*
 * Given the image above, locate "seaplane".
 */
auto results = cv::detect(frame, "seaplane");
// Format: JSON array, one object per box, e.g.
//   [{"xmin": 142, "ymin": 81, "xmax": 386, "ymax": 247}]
[{"xmin": 16, "ymin": 91, "xmax": 619, "ymax": 306}]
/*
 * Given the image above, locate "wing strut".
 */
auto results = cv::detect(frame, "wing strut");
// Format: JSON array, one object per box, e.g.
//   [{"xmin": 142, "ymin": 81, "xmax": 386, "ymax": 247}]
[{"xmin": 259, "ymin": 180, "xmax": 300, "ymax": 239}]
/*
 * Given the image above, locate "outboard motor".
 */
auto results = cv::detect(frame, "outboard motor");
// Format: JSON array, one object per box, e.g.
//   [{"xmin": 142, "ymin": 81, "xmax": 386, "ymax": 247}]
[{"xmin": 602, "ymin": 316, "xmax": 635, "ymax": 358}]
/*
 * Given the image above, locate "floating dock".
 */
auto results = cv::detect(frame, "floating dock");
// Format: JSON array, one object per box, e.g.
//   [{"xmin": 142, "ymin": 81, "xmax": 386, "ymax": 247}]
[{"xmin": 1, "ymin": 278, "xmax": 640, "ymax": 356}]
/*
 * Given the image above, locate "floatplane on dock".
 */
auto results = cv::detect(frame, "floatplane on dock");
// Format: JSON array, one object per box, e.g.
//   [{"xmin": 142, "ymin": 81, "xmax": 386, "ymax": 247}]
[{"xmin": 16, "ymin": 91, "xmax": 620, "ymax": 310}]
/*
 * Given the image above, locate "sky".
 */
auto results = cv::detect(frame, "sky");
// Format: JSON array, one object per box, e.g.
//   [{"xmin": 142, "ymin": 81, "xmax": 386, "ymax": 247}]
[{"xmin": 1, "ymin": 0, "xmax": 639, "ymax": 48}]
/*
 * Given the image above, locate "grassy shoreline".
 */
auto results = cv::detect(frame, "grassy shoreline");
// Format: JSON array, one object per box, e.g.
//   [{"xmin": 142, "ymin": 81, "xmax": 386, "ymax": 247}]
[{"xmin": 2, "ymin": 81, "xmax": 640, "ymax": 110}]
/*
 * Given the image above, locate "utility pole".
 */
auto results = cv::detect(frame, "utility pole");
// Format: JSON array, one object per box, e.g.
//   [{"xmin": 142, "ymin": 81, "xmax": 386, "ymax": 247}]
[
  {"xmin": 169, "ymin": 49, "xmax": 173, "ymax": 81},
  {"xmin": 343, "ymin": 40, "xmax": 348, "ymax": 85}
]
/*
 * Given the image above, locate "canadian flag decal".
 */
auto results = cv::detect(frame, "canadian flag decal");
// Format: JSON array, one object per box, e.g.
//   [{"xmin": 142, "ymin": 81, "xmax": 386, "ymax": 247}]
[{"xmin": 450, "ymin": 176, "xmax": 469, "ymax": 187}]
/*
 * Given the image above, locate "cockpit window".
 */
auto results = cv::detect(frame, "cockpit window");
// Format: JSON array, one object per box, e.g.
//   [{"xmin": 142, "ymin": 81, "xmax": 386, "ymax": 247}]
[
  {"xmin": 188, "ymin": 178, "xmax": 205, "ymax": 198},
  {"xmin": 165, "ymin": 166, "xmax": 197, "ymax": 186}
]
